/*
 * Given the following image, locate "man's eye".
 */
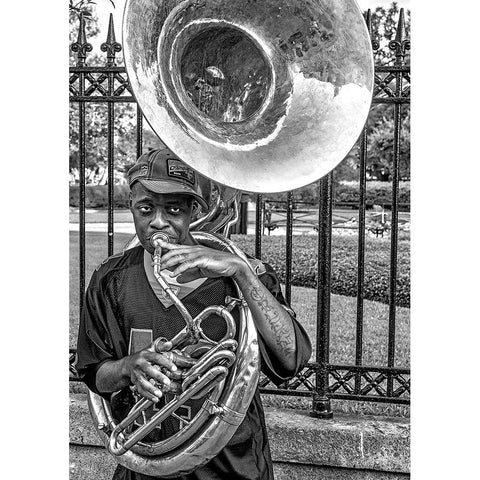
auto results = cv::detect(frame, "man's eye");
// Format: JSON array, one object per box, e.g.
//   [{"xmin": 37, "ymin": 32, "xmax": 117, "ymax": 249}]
[
  {"xmin": 138, "ymin": 205, "xmax": 152, "ymax": 214},
  {"xmin": 168, "ymin": 207, "xmax": 181, "ymax": 214}
]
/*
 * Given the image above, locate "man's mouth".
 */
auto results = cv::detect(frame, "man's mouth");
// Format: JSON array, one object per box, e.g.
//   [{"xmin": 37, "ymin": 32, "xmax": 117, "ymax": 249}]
[{"xmin": 147, "ymin": 233, "xmax": 177, "ymax": 245}]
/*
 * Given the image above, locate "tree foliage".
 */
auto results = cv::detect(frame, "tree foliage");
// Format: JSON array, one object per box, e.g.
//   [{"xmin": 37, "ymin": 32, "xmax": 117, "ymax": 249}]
[
  {"xmin": 69, "ymin": 103, "xmax": 137, "ymax": 173},
  {"xmin": 327, "ymin": 3, "xmax": 411, "ymax": 185},
  {"xmin": 69, "ymin": 1, "xmax": 149, "ymax": 181},
  {"xmin": 368, "ymin": 110, "xmax": 410, "ymax": 180}
]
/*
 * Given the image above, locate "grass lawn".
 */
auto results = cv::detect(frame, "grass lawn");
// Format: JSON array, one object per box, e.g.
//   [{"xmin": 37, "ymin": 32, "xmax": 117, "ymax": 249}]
[{"xmin": 70, "ymin": 231, "xmax": 410, "ymax": 417}]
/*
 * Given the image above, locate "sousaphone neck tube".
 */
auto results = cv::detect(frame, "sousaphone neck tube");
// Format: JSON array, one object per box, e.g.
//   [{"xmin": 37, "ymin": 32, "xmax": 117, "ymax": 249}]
[{"xmin": 150, "ymin": 232, "xmax": 196, "ymax": 331}]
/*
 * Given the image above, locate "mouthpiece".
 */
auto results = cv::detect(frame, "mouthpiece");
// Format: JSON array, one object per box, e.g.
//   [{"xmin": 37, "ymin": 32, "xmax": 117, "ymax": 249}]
[{"xmin": 150, "ymin": 232, "xmax": 171, "ymax": 249}]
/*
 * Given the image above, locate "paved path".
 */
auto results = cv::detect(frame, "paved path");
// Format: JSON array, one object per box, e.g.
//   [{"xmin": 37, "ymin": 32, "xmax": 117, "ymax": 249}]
[
  {"xmin": 69, "ymin": 206, "xmax": 410, "ymax": 236},
  {"xmin": 69, "ymin": 222, "xmax": 136, "ymax": 234}
]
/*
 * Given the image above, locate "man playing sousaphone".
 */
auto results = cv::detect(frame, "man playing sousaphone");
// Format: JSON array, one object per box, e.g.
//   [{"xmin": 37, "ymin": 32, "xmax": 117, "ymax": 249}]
[{"xmin": 76, "ymin": 148, "xmax": 312, "ymax": 480}]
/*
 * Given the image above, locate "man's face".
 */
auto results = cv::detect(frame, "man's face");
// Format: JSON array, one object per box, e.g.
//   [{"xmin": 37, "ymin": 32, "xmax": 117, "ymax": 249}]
[{"xmin": 130, "ymin": 182, "xmax": 196, "ymax": 254}]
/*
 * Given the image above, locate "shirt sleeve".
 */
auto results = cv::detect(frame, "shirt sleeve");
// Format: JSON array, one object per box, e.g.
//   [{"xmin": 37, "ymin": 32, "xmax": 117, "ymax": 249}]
[
  {"xmin": 254, "ymin": 261, "xmax": 312, "ymax": 386},
  {"xmin": 76, "ymin": 271, "xmax": 127, "ymax": 396}
]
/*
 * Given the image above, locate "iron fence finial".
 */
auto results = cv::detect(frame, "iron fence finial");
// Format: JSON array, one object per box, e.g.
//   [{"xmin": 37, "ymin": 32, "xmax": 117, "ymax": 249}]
[
  {"xmin": 364, "ymin": 9, "xmax": 380, "ymax": 52},
  {"xmin": 388, "ymin": 8, "xmax": 410, "ymax": 65},
  {"xmin": 101, "ymin": 13, "xmax": 122, "ymax": 67},
  {"xmin": 70, "ymin": 13, "xmax": 93, "ymax": 67}
]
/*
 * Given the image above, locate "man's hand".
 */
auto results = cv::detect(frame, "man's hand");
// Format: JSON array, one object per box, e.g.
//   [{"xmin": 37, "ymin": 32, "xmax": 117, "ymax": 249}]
[
  {"xmin": 124, "ymin": 340, "xmax": 197, "ymax": 402},
  {"xmin": 158, "ymin": 243, "xmax": 249, "ymax": 283},
  {"xmin": 97, "ymin": 340, "xmax": 197, "ymax": 402}
]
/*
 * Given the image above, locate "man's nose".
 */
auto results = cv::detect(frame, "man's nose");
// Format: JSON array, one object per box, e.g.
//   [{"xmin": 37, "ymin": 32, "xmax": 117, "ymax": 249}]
[{"xmin": 150, "ymin": 209, "xmax": 169, "ymax": 229}]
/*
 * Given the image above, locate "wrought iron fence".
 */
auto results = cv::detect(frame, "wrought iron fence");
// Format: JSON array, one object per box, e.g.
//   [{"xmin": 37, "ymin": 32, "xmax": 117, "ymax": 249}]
[{"xmin": 69, "ymin": 8, "xmax": 410, "ymax": 416}]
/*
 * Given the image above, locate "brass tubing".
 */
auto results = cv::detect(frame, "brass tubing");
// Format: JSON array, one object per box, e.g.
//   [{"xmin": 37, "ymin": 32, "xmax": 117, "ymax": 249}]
[
  {"xmin": 110, "ymin": 341, "xmax": 237, "ymax": 452},
  {"xmin": 111, "ymin": 365, "xmax": 229, "ymax": 454},
  {"xmin": 137, "ymin": 382, "xmax": 225, "ymax": 456},
  {"xmin": 182, "ymin": 350, "xmax": 236, "ymax": 391},
  {"xmin": 151, "ymin": 233, "xmax": 196, "ymax": 331},
  {"xmin": 108, "ymin": 339, "xmax": 237, "ymax": 454},
  {"xmin": 195, "ymin": 306, "xmax": 236, "ymax": 343}
]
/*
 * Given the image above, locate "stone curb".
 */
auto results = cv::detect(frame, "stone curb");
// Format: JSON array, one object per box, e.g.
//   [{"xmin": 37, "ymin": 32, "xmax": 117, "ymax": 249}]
[
  {"xmin": 70, "ymin": 393, "xmax": 409, "ymax": 474},
  {"xmin": 265, "ymin": 408, "xmax": 409, "ymax": 473}
]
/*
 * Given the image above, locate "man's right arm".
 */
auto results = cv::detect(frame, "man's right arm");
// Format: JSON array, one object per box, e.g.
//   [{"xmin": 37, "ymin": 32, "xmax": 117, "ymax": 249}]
[
  {"xmin": 77, "ymin": 269, "xmax": 191, "ymax": 403},
  {"xmin": 95, "ymin": 343, "xmax": 174, "ymax": 403},
  {"xmin": 95, "ymin": 341, "xmax": 197, "ymax": 403}
]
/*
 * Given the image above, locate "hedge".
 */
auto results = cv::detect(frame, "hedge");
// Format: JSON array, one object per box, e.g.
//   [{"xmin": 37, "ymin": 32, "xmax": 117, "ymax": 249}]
[
  {"xmin": 242, "ymin": 181, "xmax": 410, "ymax": 207},
  {"xmin": 69, "ymin": 185, "xmax": 131, "ymax": 208},
  {"xmin": 231, "ymin": 234, "xmax": 410, "ymax": 307},
  {"xmin": 69, "ymin": 181, "xmax": 410, "ymax": 209},
  {"xmin": 333, "ymin": 181, "xmax": 410, "ymax": 206}
]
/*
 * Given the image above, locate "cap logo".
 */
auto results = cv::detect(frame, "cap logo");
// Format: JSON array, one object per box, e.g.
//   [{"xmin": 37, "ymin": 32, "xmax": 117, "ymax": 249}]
[
  {"xmin": 167, "ymin": 159, "xmax": 195, "ymax": 186},
  {"xmin": 129, "ymin": 164, "xmax": 149, "ymax": 184}
]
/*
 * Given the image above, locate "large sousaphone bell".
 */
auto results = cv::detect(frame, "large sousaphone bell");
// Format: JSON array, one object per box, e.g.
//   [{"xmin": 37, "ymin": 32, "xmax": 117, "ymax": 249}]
[
  {"xmin": 123, "ymin": 0, "xmax": 373, "ymax": 193},
  {"xmin": 88, "ymin": 0, "xmax": 373, "ymax": 477}
]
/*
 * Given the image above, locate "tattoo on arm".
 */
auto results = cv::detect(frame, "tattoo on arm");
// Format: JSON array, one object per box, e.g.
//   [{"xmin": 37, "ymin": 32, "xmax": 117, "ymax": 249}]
[{"xmin": 250, "ymin": 286, "xmax": 296, "ymax": 361}]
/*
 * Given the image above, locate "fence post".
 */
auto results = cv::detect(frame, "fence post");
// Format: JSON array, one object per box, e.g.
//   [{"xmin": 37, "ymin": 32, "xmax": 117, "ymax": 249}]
[
  {"xmin": 255, "ymin": 194, "xmax": 263, "ymax": 259},
  {"xmin": 386, "ymin": 8, "xmax": 410, "ymax": 396},
  {"xmin": 310, "ymin": 173, "xmax": 333, "ymax": 419},
  {"xmin": 285, "ymin": 191, "xmax": 294, "ymax": 304},
  {"xmin": 70, "ymin": 13, "xmax": 91, "ymax": 319},
  {"xmin": 102, "ymin": 15, "xmax": 119, "ymax": 256}
]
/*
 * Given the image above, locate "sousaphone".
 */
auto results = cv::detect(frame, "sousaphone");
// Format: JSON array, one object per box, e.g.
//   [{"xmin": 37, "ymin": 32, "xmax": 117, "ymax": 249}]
[{"xmin": 88, "ymin": 0, "xmax": 374, "ymax": 477}]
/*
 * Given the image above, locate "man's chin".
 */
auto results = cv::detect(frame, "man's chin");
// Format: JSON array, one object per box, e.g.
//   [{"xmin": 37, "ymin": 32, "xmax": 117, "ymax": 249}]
[{"xmin": 139, "ymin": 238, "xmax": 156, "ymax": 254}]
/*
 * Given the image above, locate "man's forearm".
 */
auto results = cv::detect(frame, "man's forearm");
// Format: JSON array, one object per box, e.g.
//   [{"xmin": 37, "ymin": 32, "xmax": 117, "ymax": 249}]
[{"xmin": 234, "ymin": 266, "xmax": 297, "ymax": 373}]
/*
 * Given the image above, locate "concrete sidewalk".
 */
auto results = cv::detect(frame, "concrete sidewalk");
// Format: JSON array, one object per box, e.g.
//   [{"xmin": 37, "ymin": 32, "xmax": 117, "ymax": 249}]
[{"xmin": 68, "ymin": 222, "xmax": 314, "ymax": 236}]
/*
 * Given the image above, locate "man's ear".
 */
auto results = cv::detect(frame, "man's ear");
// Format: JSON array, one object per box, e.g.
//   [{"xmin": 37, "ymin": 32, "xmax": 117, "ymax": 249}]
[{"xmin": 191, "ymin": 200, "xmax": 201, "ymax": 220}]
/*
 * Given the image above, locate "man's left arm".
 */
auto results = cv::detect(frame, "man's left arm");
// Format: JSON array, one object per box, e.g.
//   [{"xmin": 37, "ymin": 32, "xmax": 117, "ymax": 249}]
[{"xmin": 233, "ymin": 264, "xmax": 299, "ymax": 374}]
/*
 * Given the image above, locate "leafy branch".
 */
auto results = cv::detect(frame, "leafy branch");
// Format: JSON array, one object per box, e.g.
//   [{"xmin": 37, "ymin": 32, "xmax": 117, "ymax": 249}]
[{"xmin": 69, "ymin": 0, "xmax": 115, "ymax": 20}]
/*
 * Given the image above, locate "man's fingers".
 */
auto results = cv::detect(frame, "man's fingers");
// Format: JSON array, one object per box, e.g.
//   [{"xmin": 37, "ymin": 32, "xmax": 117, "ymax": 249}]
[
  {"xmin": 152, "ymin": 350, "xmax": 197, "ymax": 369},
  {"xmin": 165, "ymin": 368, "xmax": 184, "ymax": 381},
  {"xmin": 156, "ymin": 240, "xmax": 182, "ymax": 250},
  {"xmin": 150, "ymin": 350, "xmax": 196, "ymax": 370},
  {"xmin": 169, "ymin": 260, "xmax": 201, "ymax": 278},
  {"xmin": 158, "ymin": 243, "xmax": 193, "ymax": 257},
  {"xmin": 177, "ymin": 270, "xmax": 203, "ymax": 283},
  {"xmin": 159, "ymin": 246, "xmax": 212, "ymax": 267},
  {"xmin": 170, "ymin": 351, "xmax": 197, "ymax": 368},
  {"xmin": 163, "ymin": 380, "xmax": 183, "ymax": 395},
  {"xmin": 153, "ymin": 339, "xmax": 173, "ymax": 353},
  {"xmin": 136, "ymin": 377, "xmax": 163, "ymax": 402},
  {"xmin": 160, "ymin": 251, "xmax": 196, "ymax": 270},
  {"xmin": 149, "ymin": 352, "xmax": 178, "ymax": 372},
  {"xmin": 150, "ymin": 342, "xmax": 197, "ymax": 369},
  {"xmin": 144, "ymin": 364, "xmax": 172, "ymax": 388}
]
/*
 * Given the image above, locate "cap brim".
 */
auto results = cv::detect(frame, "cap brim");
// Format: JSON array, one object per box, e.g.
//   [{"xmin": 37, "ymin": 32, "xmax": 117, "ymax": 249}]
[{"xmin": 137, "ymin": 179, "xmax": 209, "ymax": 211}]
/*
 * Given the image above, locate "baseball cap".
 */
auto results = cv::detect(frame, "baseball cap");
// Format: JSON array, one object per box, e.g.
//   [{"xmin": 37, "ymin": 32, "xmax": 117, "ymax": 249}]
[{"xmin": 127, "ymin": 148, "xmax": 209, "ymax": 211}]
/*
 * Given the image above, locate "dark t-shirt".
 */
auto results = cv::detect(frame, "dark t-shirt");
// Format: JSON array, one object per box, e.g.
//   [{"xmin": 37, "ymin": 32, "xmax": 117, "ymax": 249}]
[{"xmin": 76, "ymin": 245, "xmax": 311, "ymax": 480}]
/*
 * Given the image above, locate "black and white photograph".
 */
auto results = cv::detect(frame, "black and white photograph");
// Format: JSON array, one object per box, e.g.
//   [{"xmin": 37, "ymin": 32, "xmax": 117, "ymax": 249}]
[
  {"xmin": 68, "ymin": 1, "xmax": 411, "ymax": 479},
  {"xmin": 6, "ymin": 0, "xmax": 480, "ymax": 479}
]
